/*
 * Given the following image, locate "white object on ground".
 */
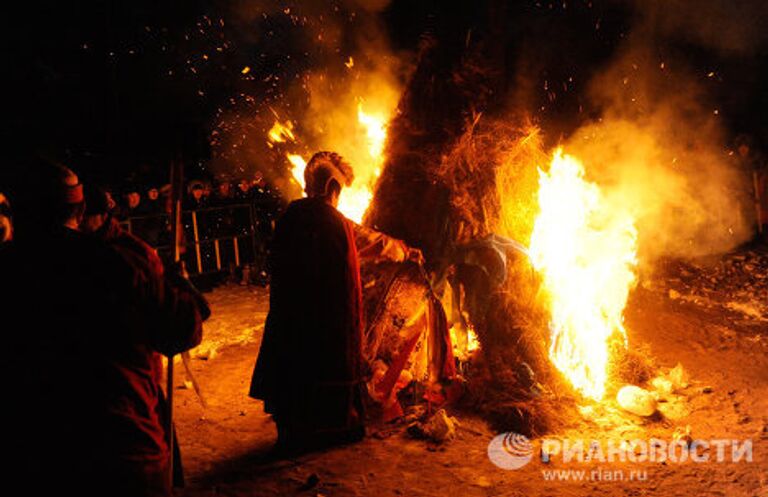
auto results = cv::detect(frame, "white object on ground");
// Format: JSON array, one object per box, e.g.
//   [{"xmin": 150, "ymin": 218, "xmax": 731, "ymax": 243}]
[{"xmin": 617, "ymin": 385, "xmax": 657, "ymax": 417}]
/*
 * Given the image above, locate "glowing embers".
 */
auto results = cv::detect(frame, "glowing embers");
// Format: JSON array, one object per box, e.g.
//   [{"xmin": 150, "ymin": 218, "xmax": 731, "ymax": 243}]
[
  {"xmin": 267, "ymin": 119, "xmax": 295, "ymax": 144},
  {"xmin": 449, "ymin": 323, "xmax": 480, "ymax": 362}
]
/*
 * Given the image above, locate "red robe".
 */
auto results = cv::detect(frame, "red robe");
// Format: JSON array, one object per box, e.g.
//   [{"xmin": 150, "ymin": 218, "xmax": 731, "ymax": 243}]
[{"xmin": 250, "ymin": 197, "xmax": 364, "ymax": 444}]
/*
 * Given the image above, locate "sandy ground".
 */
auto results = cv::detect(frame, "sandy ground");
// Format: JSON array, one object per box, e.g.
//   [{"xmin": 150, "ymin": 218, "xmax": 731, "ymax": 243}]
[{"xmin": 173, "ymin": 269, "xmax": 768, "ymax": 497}]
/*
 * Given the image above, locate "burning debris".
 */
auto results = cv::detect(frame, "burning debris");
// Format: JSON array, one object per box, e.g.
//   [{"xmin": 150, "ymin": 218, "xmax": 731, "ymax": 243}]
[{"xmin": 616, "ymin": 385, "xmax": 657, "ymax": 417}]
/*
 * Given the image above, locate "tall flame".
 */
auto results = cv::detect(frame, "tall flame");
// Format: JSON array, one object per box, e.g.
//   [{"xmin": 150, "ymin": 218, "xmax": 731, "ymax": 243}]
[
  {"xmin": 335, "ymin": 103, "xmax": 387, "ymax": 222},
  {"xmin": 529, "ymin": 149, "xmax": 638, "ymax": 400},
  {"xmin": 357, "ymin": 103, "xmax": 387, "ymax": 177},
  {"xmin": 287, "ymin": 154, "xmax": 307, "ymax": 189}
]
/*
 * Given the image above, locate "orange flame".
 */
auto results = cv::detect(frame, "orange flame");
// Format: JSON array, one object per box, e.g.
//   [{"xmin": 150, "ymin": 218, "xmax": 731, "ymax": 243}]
[
  {"xmin": 449, "ymin": 323, "xmax": 480, "ymax": 362},
  {"xmin": 334, "ymin": 103, "xmax": 387, "ymax": 222},
  {"xmin": 267, "ymin": 120, "xmax": 295, "ymax": 144},
  {"xmin": 267, "ymin": 102, "xmax": 390, "ymax": 223},
  {"xmin": 529, "ymin": 149, "xmax": 638, "ymax": 400},
  {"xmin": 357, "ymin": 103, "xmax": 387, "ymax": 172},
  {"xmin": 286, "ymin": 154, "xmax": 307, "ymax": 189}
]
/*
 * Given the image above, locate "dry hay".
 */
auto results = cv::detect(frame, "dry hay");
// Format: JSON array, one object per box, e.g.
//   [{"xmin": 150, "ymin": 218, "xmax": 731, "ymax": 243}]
[
  {"xmin": 608, "ymin": 340, "xmax": 657, "ymax": 390},
  {"xmin": 430, "ymin": 118, "xmax": 581, "ymax": 435},
  {"xmin": 456, "ymin": 259, "xmax": 578, "ymax": 437},
  {"xmin": 366, "ymin": 37, "xmax": 579, "ymax": 434}
]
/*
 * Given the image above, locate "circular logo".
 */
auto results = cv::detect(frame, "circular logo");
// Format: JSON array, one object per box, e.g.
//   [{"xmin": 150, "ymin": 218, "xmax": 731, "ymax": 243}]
[{"xmin": 487, "ymin": 432, "xmax": 534, "ymax": 470}]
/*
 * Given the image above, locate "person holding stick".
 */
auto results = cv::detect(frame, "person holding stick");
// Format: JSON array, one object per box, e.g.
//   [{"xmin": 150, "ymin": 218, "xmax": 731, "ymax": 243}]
[{"xmin": 0, "ymin": 157, "xmax": 208, "ymax": 497}]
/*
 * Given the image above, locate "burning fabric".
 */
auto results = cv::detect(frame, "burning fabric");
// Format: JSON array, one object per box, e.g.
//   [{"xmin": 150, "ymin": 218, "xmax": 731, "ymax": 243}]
[{"xmin": 361, "ymin": 261, "xmax": 456, "ymax": 421}]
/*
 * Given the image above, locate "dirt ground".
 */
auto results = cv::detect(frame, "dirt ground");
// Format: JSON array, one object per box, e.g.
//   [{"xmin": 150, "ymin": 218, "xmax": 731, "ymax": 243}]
[{"xmin": 174, "ymin": 259, "xmax": 768, "ymax": 497}]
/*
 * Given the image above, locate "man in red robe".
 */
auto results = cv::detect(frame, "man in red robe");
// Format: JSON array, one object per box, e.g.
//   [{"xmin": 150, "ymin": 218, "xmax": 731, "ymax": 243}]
[{"xmin": 250, "ymin": 152, "xmax": 382, "ymax": 453}]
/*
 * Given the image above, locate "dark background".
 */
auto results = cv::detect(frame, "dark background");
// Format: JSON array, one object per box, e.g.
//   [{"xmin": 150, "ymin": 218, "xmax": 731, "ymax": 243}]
[{"xmin": 3, "ymin": 0, "xmax": 767, "ymax": 188}]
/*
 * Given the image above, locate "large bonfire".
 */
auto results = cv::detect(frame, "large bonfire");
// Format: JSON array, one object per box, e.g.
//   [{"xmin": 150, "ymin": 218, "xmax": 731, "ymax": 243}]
[{"xmin": 263, "ymin": 55, "xmax": 642, "ymax": 414}]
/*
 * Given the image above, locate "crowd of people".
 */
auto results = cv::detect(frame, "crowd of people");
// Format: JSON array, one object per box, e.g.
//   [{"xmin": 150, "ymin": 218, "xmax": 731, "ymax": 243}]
[
  {"xmin": 111, "ymin": 172, "xmax": 284, "ymax": 220},
  {"xmin": 90, "ymin": 173, "xmax": 286, "ymax": 285}
]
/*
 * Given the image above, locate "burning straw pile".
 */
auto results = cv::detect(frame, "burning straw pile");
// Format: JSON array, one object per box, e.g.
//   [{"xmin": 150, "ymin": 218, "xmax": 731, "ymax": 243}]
[
  {"xmin": 368, "ymin": 97, "xmax": 659, "ymax": 435},
  {"xmin": 357, "ymin": 33, "xmax": 597, "ymax": 435},
  {"xmin": 436, "ymin": 120, "xmax": 581, "ymax": 436},
  {"xmin": 368, "ymin": 111, "xmax": 588, "ymax": 436}
]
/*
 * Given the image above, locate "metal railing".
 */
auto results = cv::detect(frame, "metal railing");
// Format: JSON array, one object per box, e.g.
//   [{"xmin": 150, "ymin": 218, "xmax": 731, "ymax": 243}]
[{"xmin": 121, "ymin": 202, "xmax": 272, "ymax": 276}]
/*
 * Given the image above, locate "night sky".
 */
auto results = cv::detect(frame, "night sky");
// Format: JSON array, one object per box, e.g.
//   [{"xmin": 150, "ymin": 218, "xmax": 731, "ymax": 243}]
[{"xmin": 4, "ymin": 0, "xmax": 768, "ymax": 187}]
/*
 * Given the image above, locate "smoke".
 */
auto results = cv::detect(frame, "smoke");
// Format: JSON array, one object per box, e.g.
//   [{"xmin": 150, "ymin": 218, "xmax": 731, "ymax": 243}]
[
  {"xmin": 211, "ymin": 1, "xmax": 756, "ymax": 259},
  {"xmin": 209, "ymin": 0, "xmax": 406, "ymax": 197},
  {"xmin": 302, "ymin": 54, "xmax": 403, "ymax": 179},
  {"xmin": 560, "ymin": 7, "xmax": 754, "ymax": 262},
  {"xmin": 632, "ymin": 0, "xmax": 768, "ymax": 55}
]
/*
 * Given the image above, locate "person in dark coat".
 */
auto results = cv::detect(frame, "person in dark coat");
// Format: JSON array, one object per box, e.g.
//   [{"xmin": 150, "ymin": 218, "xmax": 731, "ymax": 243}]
[
  {"xmin": 0, "ymin": 158, "xmax": 208, "ymax": 497},
  {"xmin": 212, "ymin": 180, "xmax": 235, "ymax": 206},
  {"xmin": 184, "ymin": 181, "xmax": 207, "ymax": 211},
  {"xmin": 249, "ymin": 151, "xmax": 366, "ymax": 453},
  {"xmin": 234, "ymin": 178, "xmax": 253, "ymax": 202},
  {"xmin": 82, "ymin": 184, "xmax": 211, "ymax": 489},
  {"xmin": 139, "ymin": 186, "xmax": 162, "ymax": 215},
  {"xmin": 121, "ymin": 188, "xmax": 142, "ymax": 218}
]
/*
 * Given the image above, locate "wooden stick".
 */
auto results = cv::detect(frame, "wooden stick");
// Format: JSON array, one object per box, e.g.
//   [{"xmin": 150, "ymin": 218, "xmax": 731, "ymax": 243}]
[
  {"xmin": 167, "ymin": 157, "xmax": 184, "ymax": 489},
  {"xmin": 214, "ymin": 239, "xmax": 221, "ymax": 271},
  {"xmin": 165, "ymin": 356, "xmax": 175, "ymax": 489},
  {"xmin": 753, "ymin": 170, "xmax": 763, "ymax": 234},
  {"xmin": 191, "ymin": 211, "xmax": 203, "ymax": 274},
  {"xmin": 181, "ymin": 351, "xmax": 207, "ymax": 408}
]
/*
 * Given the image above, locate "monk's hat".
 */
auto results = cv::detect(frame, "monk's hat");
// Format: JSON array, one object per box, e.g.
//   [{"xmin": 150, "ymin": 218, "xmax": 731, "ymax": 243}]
[
  {"xmin": 304, "ymin": 151, "xmax": 354, "ymax": 197},
  {"xmin": 60, "ymin": 169, "xmax": 84, "ymax": 205}
]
